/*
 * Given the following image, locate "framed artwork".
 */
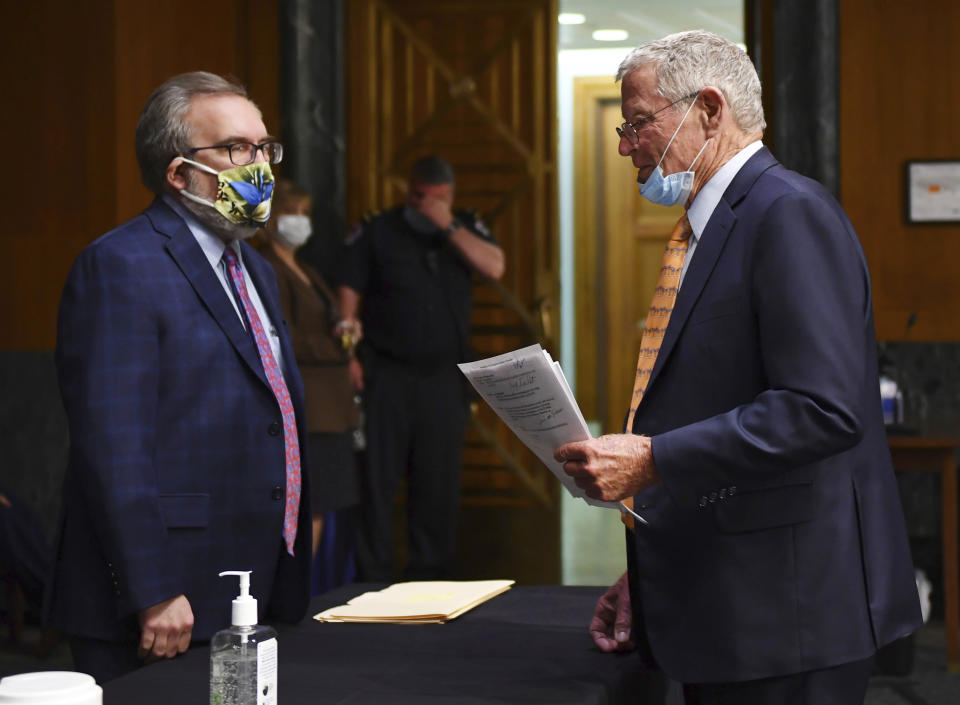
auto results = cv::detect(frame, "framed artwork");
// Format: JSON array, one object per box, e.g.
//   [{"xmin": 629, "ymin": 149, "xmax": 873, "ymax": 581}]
[{"xmin": 905, "ymin": 160, "xmax": 960, "ymax": 224}]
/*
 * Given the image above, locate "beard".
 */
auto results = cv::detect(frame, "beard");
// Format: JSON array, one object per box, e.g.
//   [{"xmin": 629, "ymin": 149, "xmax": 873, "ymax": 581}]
[{"xmin": 179, "ymin": 170, "xmax": 260, "ymax": 241}]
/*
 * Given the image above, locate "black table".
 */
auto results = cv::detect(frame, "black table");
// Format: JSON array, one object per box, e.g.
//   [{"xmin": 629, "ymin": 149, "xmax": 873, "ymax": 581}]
[{"xmin": 104, "ymin": 584, "xmax": 664, "ymax": 704}]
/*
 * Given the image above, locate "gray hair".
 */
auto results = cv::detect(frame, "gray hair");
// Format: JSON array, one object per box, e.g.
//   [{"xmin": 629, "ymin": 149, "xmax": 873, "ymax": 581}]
[
  {"xmin": 135, "ymin": 71, "xmax": 256, "ymax": 194},
  {"xmin": 616, "ymin": 30, "xmax": 765, "ymax": 134}
]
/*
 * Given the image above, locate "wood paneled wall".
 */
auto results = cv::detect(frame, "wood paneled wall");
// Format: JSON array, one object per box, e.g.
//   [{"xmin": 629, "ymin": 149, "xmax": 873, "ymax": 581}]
[
  {"xmin": 4, "ymin": 0, "xmax": 279, "ymax": 350},
  {"xmin": 840, "ymin": 0, "xmax": 960, "ymax": 341},
  {"xmin": 345, "ymin": 0, "xmax": 562, "ymax": 582},
  {"xmin": 345, "ymin": 0, "xmax": 558, "ymax": 316},
  {"xmin": 10, "ymin": 0, "xmax": 958, "ymax": 348}
]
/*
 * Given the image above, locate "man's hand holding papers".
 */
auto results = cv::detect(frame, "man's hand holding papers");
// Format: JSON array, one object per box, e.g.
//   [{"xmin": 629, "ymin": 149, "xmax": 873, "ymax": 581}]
[{"xmin": 554, "ymin": 434, "xmax": 659, "ymax": 501}]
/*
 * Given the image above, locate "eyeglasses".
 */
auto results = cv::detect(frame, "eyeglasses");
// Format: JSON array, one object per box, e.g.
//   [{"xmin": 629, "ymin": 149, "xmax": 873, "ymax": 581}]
[
  {"xmin": 185, "ymin": 141, "xmax": 284, "ymax": 166},
  {"xmin": 616, "ymin": 92, "xmax": 700, "ymax": 145}
]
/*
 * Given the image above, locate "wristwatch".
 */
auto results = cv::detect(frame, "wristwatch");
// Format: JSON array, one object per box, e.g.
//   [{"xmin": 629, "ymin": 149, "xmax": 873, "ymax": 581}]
[{"xmin": 443, "ymin": 218, "xmax": 462, "ymax": 238}]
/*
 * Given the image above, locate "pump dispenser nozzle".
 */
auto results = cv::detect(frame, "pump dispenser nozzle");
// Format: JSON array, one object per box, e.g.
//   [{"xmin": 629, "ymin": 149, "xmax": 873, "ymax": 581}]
[{"xmin": 219, "ymin": 570, "xmax": 257, "ymax": 627}]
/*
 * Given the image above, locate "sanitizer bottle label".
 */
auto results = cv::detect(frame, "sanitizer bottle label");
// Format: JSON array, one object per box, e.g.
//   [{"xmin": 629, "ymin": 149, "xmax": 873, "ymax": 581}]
[{"xmin": 256, "ymin": 637, "xmax": 277, "ymax": 705}]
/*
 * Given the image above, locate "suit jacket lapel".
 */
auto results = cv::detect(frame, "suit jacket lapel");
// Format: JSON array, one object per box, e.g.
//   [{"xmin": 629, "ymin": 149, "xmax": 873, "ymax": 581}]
[
  {"xmin": 642, "ymin": 147, "xmax": 779, "ymax": 400},
  {"xmin": 145, "ymin": 199, "xmax": 269, "ymax": 387}
]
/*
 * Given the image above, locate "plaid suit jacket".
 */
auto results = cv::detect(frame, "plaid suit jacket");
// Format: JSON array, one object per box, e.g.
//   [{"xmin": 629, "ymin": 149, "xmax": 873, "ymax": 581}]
[{"xmin": 48, "ymin": 198, "xmax": 311, "ymax": 641}]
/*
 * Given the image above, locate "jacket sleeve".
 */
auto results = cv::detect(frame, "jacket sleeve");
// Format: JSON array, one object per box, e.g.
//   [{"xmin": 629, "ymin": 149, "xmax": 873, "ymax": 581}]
[{"xmin": 55, "ymin": 242, "xmax": 183, "ymax": 618}]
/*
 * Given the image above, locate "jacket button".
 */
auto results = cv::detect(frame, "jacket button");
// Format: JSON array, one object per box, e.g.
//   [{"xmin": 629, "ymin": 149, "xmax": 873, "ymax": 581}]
[
  {"xmin": 709, "ymin": 492, "xmax": 718, "ymax": 502},
  {"xmin": 728, "ymin": 486, "xmax": 737, "ymax": 496},
  {"xmin": 698, "ymin": 496, "xmax": 708, "ymax": 508},
  {"xmin": 268, "ymin": 421, "xmax": 282, "ymax": 436},
  {"xmin": 719, "ymin": 488, "xmax": 727, "ymax": 499},
  {"xmin": 271, "ymin": 486, "xmax": 283, "ymax": 500}
]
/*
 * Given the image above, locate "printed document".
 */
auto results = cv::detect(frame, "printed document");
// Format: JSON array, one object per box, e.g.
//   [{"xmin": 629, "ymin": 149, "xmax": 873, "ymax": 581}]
[{"xmin": 458, "ymin": 344, "xmax": 645, "ymax": 523}]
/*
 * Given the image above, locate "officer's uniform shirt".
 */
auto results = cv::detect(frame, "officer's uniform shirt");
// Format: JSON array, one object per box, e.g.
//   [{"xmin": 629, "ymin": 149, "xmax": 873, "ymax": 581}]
[{"xmin": 336, "ymin": 206, "xmax": 496, "ymax": 368}]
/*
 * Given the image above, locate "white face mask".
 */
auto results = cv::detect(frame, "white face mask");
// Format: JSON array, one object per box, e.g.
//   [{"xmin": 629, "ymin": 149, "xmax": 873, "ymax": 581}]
[{"xmin": 274, "ymin": 214, "xmax": 313, "ymax": 248}]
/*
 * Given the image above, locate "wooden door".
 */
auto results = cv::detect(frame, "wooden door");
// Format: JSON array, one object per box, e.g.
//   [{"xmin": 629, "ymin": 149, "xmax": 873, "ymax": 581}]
[
  {"xmin": 573, "ymin": 77, "xmax": 683, "ymax": 434},
  {"xmin": 345, "ymin": 0, "xmax": 561, "ymax": 582}
]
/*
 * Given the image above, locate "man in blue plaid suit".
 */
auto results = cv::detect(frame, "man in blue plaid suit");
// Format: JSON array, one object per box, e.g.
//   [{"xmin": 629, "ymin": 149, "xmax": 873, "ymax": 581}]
[{"xmin": 47, "ymin": 72, "xmax": 311, "ymax": 683}]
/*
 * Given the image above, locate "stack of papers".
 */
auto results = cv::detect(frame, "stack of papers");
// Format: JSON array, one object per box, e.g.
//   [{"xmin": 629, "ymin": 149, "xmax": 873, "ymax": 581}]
[
  {"xmin": 313, "ymin": 580, "xmax": 515, "ymax": 624},
  {"xmin": 458, "ymin": 344, "xmax": 643, "ymax": 523}
]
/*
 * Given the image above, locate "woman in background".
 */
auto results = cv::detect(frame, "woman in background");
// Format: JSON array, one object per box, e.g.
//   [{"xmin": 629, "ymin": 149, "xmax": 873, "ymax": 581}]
[{"xmin": 260, "ymin": 180, "xmax": 361, "ymax": 577}]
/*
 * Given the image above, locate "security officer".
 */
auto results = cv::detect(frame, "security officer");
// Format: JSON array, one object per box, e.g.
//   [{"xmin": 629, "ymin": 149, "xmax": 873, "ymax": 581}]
[{"xmin": 336, "ymin": 155, "xmax": 505, "ymax": 581}]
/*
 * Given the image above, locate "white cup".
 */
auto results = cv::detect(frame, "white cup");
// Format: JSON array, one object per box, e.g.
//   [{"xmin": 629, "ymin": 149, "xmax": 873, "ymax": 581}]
[{"xmin": 0, "ymin": 671, "xmax": 102, "ymax": 705}]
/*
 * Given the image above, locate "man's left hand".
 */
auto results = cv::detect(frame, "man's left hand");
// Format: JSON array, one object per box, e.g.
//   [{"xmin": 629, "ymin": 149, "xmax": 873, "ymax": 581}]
[
  {"xmin": 554, "ymin": 434, "xmax": 659, "ymax": 501},
  {"xmin": 590, "ymin": 573, "xmax": 635, "ymax": 653},
  {"xmin": 137, "ymin": 594, "xmax": 194, "ymax": 663}
]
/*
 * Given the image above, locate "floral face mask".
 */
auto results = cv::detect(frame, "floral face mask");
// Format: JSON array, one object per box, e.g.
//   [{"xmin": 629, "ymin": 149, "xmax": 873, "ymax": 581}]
[{"xmin": 178, "ymin": 158, "xmax": 275, "ymax": 226}]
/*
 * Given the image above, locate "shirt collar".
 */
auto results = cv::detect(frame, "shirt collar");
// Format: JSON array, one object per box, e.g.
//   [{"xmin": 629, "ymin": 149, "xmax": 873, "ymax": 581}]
[
  {"xmin": 161, "ymin": 193, "xmax": 242, "ymax": 267},
  {"xmin": 686, "ymin": 140, "xmax": 764, "ymax": 241}
]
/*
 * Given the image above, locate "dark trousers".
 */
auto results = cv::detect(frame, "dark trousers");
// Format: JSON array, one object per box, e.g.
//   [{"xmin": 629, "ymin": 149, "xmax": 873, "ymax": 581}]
[
  {"xmin": 68, "ymin": 634, "xmax": 143, "ymax": 684},
  {"xmin": 681, "ymin": 653, "xmax": 875, "ymax": 705},
  {"xmin": 355, "ymin": 355, "xmax": 469, "ymax": 582}
]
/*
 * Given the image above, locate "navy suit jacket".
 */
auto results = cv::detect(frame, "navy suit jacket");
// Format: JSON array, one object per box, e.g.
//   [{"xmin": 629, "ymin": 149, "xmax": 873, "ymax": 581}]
[
  {"xmin": 48, "ymin": 198, "xmax": 311, "ymax": 642},
  {"xmin": 629, "ymin": 147, "xmax": 922, "ymax": 683}
]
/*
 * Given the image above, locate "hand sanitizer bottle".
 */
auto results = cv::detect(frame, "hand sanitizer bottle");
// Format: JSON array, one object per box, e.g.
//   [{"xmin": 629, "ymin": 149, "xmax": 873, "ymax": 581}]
[{"xmin": 210, "ymin": 571, "xmax": 278, "ymax": 705}]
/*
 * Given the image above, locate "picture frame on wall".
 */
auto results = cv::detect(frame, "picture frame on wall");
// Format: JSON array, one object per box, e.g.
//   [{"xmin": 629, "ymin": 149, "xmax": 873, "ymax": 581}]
[{"xmin": 905, "ymin": 160, "xmax": 960, "ymax": 224}]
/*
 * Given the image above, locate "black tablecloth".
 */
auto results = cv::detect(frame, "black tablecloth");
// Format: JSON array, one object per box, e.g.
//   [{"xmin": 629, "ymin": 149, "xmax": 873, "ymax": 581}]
[{"xmin": 104, "ymin": 584, "xmax": 665, "ymax": 704}]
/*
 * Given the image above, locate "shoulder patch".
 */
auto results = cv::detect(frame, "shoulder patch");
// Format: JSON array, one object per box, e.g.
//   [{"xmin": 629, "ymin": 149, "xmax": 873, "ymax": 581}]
[
  {"xmin": 472, "ymin": 216, "xmax": 490, "ymax": 238},
  {"xmin": 458, "ymin": 208, "xmax": 491, "ymax": 238}
]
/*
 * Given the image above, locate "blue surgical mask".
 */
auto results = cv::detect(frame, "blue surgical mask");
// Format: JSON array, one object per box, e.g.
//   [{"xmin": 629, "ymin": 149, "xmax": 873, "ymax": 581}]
[{"xmin": 638, "ymin": 97, "xmax": 710, "ymax": 207}]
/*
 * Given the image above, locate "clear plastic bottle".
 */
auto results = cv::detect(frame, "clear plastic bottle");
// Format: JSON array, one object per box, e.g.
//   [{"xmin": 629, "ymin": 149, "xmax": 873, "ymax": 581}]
[{"xmin": 210, "ymin": 571, "xmax": 278, "ymax": 705}]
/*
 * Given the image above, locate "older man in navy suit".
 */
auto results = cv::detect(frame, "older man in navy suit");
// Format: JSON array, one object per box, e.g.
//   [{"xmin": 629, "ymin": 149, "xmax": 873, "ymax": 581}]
[
  {"xmin": 48, "ymin": 72, "xmax": 311, "ymax": 683},
  {"xmin": 555, "ymin": 31, "xmax": 921, "ymax": 704}
]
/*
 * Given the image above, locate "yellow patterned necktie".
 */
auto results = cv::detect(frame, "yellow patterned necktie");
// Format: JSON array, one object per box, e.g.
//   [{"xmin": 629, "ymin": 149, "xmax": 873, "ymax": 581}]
[{"xmin": 622, "ymin": 213, "xmax": 691, "ymax": 528}]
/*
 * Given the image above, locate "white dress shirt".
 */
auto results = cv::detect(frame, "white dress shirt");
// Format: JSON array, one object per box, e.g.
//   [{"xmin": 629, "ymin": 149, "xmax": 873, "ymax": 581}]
[{"xmin": 680, "ymin": 140, "xmax": 764, "ymax": 288}]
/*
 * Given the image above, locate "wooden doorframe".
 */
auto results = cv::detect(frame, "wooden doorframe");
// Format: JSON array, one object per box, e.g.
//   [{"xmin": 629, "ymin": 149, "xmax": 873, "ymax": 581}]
[
  {"xmin": 572, "ymin": 77, "xmax": 682, "ymax": 434},
  {"xmin": 572, "ymin": 77, "xmax": 621, "ymax": 431}
]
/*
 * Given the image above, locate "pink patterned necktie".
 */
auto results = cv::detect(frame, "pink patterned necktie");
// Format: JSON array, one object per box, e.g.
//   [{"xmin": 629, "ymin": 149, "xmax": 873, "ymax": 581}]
[{"xmin": 222, "ymin": 247, "xmax": 301, "ymax": 555}]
